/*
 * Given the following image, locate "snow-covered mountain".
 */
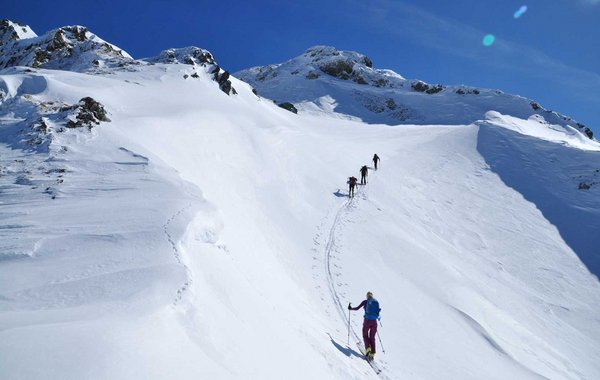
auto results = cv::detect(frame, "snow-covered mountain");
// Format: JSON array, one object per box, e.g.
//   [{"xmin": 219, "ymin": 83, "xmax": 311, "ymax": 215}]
[
  {"xmin": 0, "ymin": 20, "xmax": 132, "ymax": 72},
  {"xmin": 235, "ymin": 46, "xmax": 595, "ymax": 140},
  {"xmin": 1, "ymin": 21, "xmax": 600, "ymax": 380}
]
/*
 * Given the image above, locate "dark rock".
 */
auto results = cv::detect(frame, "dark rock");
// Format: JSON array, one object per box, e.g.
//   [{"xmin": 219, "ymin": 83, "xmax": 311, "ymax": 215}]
[
  {"xmin": 531, "ymin": 102, "xmax": 541, "ymax": 111},
  {"xmin": 149, "ymin": 47, "xmax": 215, "ymax": 66},
  {"xmin": 425, "ymin": 85, "xmax": 443, "ymax": 94},
  {"xmin": 218, "ymin": 71, "xmax": 230, "ymax": 85},
  {"xmin": 306, "ymin": 71, "xmax": 319, "ymax": 80},
  {"xmin": 252, "ymin": 88, "xmax": 258, "ymax": 96},
  {"xmin": 33, "ymin": 118, "xmax": 48, "ymax": 133},
  {"xmin": 32, "ymin": 49, "xmax": 50, "ymax": 68},
  {"xmin": 578, "ymin": 182, "xmax": 591, "ymax": 190},
  {"xmin": 220, "ymin": 81, "xmax": 233, "ymax": 95},
  {"xmin": 412, "ymin": 81, "xmax": 429, "ymax": 92},
  {"xmin": 278, "ymin": 102, "xmax": 298, "ymax": 114},
  {"xmin": 354, "ymin": 76, "xmax": 368, "ymax": 85},
  {"xmin": 66, "ymin": 97, "xmax": 110, "ymax": 129},
  {"xmin": 362, "ymin": 56, "xmax": 373, "ymax": 68},
  {"xmin": 69, "ymin": 26, "xmax": 87, "ymax": 42},
  {"xmin": 473, "ymin": 89, "xmax": 480, "ymax": 95},
  {"xmin": 211, "ymin": 66, "xmax": 236, "ymax": 95},
  {"xmin": 48, "ymin": 30, "xmax": 69, "ymax": 51},
  {"xmin": 576, "ymin": 122, "xmax": 594, "ymax": 139},
  {"xmin": 456, "ymin": 88, "xmax": 466, "ymax": 95},
  {"xmin": 319, "ymin": 59, "xmax": 355, "ymax": 80}
]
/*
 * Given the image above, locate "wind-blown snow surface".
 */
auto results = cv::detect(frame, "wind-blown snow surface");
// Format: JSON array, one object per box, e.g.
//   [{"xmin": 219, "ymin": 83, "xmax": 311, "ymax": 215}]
[{"xmin": 1, "ymin": 63, "xmax": 600, "ymax": 379}]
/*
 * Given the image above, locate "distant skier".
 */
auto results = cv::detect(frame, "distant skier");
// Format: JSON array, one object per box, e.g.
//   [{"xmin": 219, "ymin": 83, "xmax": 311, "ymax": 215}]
[
  {"xmin": 360, "ymin": 165, "xmax": 368, "ymax": 185},
  {"xmin": 348, "ymin": 176, "xmax": 358, "ymax": 198},
  {"xmin": 372, "ymin": 154, "xmax": 380, "ymax": 170},
  {"xmin": 349, "ymin": 291, "xmax": 381, "ymax": 360}
]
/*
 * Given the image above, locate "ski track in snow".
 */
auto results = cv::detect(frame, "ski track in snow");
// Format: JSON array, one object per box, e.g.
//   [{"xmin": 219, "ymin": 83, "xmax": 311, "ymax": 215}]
[
  {"xmin": 163, "ymin": 204, "xmax": 192, "ymax": 306},
  {"xmin": 320, "ymin": 179, "xmax": 391, "ymax": 379}
]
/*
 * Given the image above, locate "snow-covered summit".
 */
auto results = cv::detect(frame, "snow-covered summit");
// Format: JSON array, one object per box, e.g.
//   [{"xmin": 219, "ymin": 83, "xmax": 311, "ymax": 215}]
[
  {"xmin": 0, "ymin": 21, "xmax": 237, "ymax": 95},
  {"xmin": 240, "ymin": 45, "xmax": 405, "ymax": 88},
  {"xmin": 0, "ymin": 20, "xmax": 37, "ymax": 45},
  {"xmin": 0, "ymin": 19, "xmax": 132, "ymax": 72},
  {"xmin": 235, "ymin": 46, "xmax": 594, "ymax": 141}
]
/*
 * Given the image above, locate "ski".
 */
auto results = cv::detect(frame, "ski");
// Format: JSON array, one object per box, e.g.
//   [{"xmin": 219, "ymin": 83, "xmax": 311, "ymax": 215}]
[{"xmin": 356, "ymin": 342, "xmax": 382, "ymax": 375}]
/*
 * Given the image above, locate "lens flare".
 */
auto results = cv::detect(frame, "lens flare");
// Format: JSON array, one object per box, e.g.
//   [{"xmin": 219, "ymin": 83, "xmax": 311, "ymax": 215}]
[
  {"xmin": 514, "ymin": 5, "xmax": 528, "ymax": 19},
  {"xmin": 482, "ymin": 34, "xmax": 496, "ymax": 47}
]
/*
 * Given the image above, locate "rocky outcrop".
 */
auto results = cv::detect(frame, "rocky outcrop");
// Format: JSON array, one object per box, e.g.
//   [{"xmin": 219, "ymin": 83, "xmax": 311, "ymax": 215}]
[
  {"xmin": 309, "ymin": 46, "xmax": 378, "ymax": 86},
  {"xmin": 576, "ymin": 123, "xmax": 594, "ymax": 139},
  {"xmin": 277, "ymin": 102, "xmax": 298, "ymax": 114},
  {"xmin": 412, "ymin": 81, "xmax": 444, "ymax": 94},
  {"xmin": 65, "ymin": 97, "xmax": 110, "ymax": 129},
  {"xmin": 0, "ymin": 20, "xmax": 133, "ymax": 72},
  {"xmin": 0, "ymin": 20, "xmax": 37, "ymax": 46},
  {"xmin": 455, "ymin": 87, "xmax": 480, "ymax": 95},
  {"xmin": 319, "ymin": 59, "xmax": 355, "ymax": 80},
  {"xmin": 145, "ymin": 47, "xmax": 216, "ymax": 66},
  {"xmin": 211, "ymin": 65, "xmax": 236, "ymax": 95},
  {"xmin": 146, "ymin": 47, "xmax": 237, "ymax": 96}
]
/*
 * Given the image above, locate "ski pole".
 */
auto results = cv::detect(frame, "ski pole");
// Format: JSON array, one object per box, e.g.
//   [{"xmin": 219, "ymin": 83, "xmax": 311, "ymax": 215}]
[
  {"xmin": 377, "ymin": 330, "xmax": 386, "ymax": 354},
  {"xmin": 347, "ymin": 308, "xmax": 351, "ymax": 345}
]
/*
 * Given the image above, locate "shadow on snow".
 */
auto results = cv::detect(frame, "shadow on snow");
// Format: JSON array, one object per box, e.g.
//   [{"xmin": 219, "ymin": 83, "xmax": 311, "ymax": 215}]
[
  {"xmin": 476, "ymin": 124, "xmax": 600, "ymax": 280},
  {"xmin": 327, "ymin": 333, "xmax": 363, "ymax": 358}
]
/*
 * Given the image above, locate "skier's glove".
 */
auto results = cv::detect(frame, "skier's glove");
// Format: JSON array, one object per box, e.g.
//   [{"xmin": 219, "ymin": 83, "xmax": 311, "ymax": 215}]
[{"xmin": 347, "ymin": 303, "xmax": 352, "ymax": 310}]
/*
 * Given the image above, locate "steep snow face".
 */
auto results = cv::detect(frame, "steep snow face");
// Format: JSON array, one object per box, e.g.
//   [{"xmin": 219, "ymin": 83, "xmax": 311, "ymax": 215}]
[
  {"xmin": 0, "ymin": 19, "xmax": 132, "ymax": 72},
  {"xmin": 235, "ymin": 46, "xmax": 594, "ymax": 140}
]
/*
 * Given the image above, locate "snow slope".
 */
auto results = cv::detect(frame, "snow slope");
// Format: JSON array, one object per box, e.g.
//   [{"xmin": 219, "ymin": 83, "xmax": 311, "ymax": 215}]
[{"xmin": 1, "ymin": 24, "xmax": 600, "ymax": 380}]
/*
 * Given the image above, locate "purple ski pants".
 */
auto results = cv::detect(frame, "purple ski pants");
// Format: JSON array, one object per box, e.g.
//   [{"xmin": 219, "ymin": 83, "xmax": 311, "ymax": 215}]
[{"xmin": 362, "ymin": 319, "xmax": 378, "ymax": 353}]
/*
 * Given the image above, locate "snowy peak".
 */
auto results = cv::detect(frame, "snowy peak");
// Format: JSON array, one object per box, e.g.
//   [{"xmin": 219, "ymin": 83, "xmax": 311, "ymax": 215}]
[
  {"xmin": 236, "ymin": 46, "xmax": 595, "ymax": 141},
  {"xmin": 0, "ymin": 20, "xmax": 37, "ymax": 45},
  {"xmin": 0, "ymin": 20, "xmax": 132, "ymax": 72},
  {"xmin": 0, "ymin": 20, "xmax": 237, "ymax": 95},
  {"xmin": 239, "ymin": 45, "xmax": 405, "ymax": 88}
]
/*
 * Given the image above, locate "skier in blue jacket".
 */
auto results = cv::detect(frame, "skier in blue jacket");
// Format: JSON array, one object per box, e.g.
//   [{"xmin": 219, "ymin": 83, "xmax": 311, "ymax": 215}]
[{"xmin": 348, "ymin": 291, "xmax": 380, "ymax": 359}]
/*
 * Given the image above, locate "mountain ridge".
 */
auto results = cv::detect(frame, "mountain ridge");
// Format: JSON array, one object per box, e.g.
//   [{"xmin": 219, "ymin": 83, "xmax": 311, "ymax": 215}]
[{"xmin": 235, "ymin": 45, "xmax": 595, "ymax": 140}]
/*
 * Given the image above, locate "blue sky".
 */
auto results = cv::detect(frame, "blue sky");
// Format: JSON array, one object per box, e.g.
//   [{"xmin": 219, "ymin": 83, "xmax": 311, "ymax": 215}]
[{"xmin": 4, "ymin": 0, "xmax": 600, "ymax": 135}]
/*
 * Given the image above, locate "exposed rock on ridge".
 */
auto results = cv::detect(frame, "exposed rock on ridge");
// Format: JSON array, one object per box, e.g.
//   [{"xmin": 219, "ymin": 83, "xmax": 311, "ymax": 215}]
[
  {"xmin": 0, "ymin": 19, "xmax": 133, "ymax": 72},
  {"xmin": 146, "ymin": 47, "xmax": 237, "ymax": 95}
]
